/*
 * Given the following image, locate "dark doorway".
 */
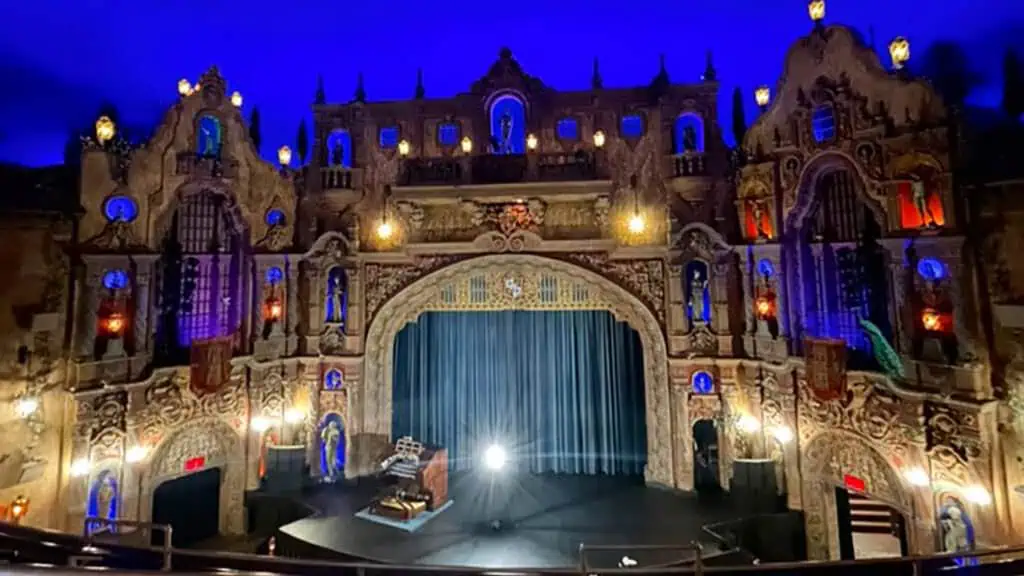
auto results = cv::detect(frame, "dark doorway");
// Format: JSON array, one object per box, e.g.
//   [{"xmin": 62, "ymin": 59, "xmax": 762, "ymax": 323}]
[
  {"xmin": 151, "ymin": 467, "xmax": 221, "ymax": 547},
  {"xmin": 834, "ymin": 487, "xmax": 908, "ymax": 560},
  {"xmin": 692, "ymin": 419, "xmax": 720, "ymax": 492}
]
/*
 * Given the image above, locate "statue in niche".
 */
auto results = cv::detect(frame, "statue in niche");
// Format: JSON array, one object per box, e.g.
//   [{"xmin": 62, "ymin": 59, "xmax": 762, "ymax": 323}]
[
  {"xmin": 910, "ymin": 173, "xmax": 938, "ymax": 228},
  {"xmin": 682, "ymin": 126, "xmax": 697, "ymax": 153},
  {"xmin": 94, "ymin": 475, "xmax": 116, "ymax": 520},
  {"xmin": 498, "ymin": 111, "xmax": 514, "ymax": 154},
  {"xmin": 751, "ymin": 201, "xmax": 769, "ymax": 239},
  {"xmin": 940, "ymin": 503, "xmax": 973, "ymax": 554},
  {"xmin": 326, "ymin": 268, "xmax": 346, "ymax": 325},
  {"xmin": 321, "ymin": 420, "xmax": 342, "ymax": 481},
  {"xmin": 331, "ymin": 140, "xmax": 345, "ymax": 166},
  {"xmin": 689, "ymin": 268, "xmax": 709, "ymax": 324}
]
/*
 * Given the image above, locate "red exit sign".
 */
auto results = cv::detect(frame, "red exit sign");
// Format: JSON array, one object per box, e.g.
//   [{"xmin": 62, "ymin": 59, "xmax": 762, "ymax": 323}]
[
  {"xmin": 184, "ymin": 456, "xmax": 206, "ymax": 472},
  {"xmin": 844, "ymin": 474, "xmax": 866, "ymax": 493}
]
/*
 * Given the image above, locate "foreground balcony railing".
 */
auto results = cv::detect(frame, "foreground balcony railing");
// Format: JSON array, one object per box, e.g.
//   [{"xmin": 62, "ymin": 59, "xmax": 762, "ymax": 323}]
[
  {"xmin": 174, "ymin": 152, "xmax": 239, "ymax": 180},
  {"xmin": 398, "ymin": 151, "xmax": 602, "ymax": 187}
]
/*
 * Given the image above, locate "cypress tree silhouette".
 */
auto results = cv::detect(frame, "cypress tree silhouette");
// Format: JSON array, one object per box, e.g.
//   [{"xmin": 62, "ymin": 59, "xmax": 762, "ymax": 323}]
[
  {"xmin": 1001, "ymin": 49, "xmax": 1024, "ymax": 120},
  {"xmin": 296, "ymin": 119, "xmax": 309, "ymax": 164},
  {"xmin": 248, "ymin": 107, "xmax": 262, "ymax": 154},
  {"xmin": 731, "ymin": 87, "xmax": 747, "ymax": 147}
]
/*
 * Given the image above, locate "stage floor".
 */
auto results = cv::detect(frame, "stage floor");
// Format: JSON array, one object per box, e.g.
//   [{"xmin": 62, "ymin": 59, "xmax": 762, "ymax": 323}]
[{"xmin": 279, "ymin": 473, "xmax": 735, "ymax": 570}]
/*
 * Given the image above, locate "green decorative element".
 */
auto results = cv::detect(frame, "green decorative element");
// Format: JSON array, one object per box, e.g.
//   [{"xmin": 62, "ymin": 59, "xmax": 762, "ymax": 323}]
[{"xmin": 858, "ymin": 317, "xmax": 904, "ymax": 379}]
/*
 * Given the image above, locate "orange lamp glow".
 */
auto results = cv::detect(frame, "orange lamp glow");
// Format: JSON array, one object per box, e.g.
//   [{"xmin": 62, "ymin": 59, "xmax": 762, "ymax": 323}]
[
  {"xmin": 265, "ymin": 298, "xmax": 283, "ymax": 321},
  {"xmin": 104, "ymin": 313, "xmax": 126, "ymax": 336},
  {"xmin": 921, "ymin": 308, "xmax": 942, "ymax": 331},
  {"xmin": 10, "ymin": 495, "xmax": 28, "ymax": 523}
]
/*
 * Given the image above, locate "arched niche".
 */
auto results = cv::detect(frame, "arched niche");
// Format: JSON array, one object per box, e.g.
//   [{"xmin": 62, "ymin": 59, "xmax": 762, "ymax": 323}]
[
  {"xmin": 936, "ymin": 494, "xmax": 978, "ymax": 560},
  {"xmin": 86, "ymin": 469, "xmax": 119, "ymax": 530},
  {"xmin": 324, "ymin": 368, "xmax": 344, "ymax": 390},
  {"xmin": 196, "ymin": 113, "xmax": 224, "ymax": 157},
  {"xmin": 891, "ymin": 157, "xmax": 946, "ymax": 230},
  {"xmin": 684, "ymin": 260, "xmax": 711, "ymax": 326},
  {"xmin": 673, "ymin": 112, "xmax": 705, "ymax": 154},
  {"xmin": 318, "ymin": 412, "xmax": 345, "ymax": 480},
  {"xmin": 325, "ymin": 266, "xmax": 348, "ymax": 326},
  {"xmin": 801, "ymin": 431, "xmax": 911, "ymax": 560},
  {"xmin": 326, "ymin": 129, "xmax": 352, "ymax": 167},
  {"xmin": 358, "ymin": 254, "xmax": 672, "ymax": 486},
  {"xmin": 488, "ymin": 93, "xmax": 527, "ymax": 154},
  {"xmin": 141, "ymin": 418, "xmax": 245, "ymax": 535}
]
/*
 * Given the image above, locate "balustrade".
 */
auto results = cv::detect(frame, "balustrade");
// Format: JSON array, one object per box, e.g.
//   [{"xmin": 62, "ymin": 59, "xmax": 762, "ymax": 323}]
[
  {"xmin": 321, "ymin": 166, "xmax": 355, "ymax": 190},
  {"xmin": 398, "ymin": 151, "xmax": 600, "ymax": 187},
  {"xmin": 174, "ymin": 152, "xmax": 239, "ymax": 179},
  {"xmin": 672, "ymin": 152, "xmax": 708, "ymax": 177}
]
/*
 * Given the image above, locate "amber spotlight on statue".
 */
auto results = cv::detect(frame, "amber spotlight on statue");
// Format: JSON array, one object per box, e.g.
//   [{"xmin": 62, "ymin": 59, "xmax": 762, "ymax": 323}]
[{"xmin": 104, "ymin": 312, "xmax": 126, "ymax": 336}]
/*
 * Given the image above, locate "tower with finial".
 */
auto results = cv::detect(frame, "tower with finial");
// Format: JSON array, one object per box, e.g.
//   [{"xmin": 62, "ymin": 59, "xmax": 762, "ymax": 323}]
[
  {"xmin": 415, "ymin": 68, "xmax": 425, "ymax": 99},
  {"xmin": 648, "ymin": 53, "xmax": 670, "ymax": 99},
  {"xmin": 702, "ymin": 51, "xmax": 717, "ymax": 82},
  {"xmin": 591, "ymin": 57, "xmax": 603, "ymax": 90},
  {"xmin": 354, "ymin": 73, "xmax": 366, "ymax": 103},
  {"xmin": 314, "ymin": 75, "xmax": 326, "ymax": 105}
]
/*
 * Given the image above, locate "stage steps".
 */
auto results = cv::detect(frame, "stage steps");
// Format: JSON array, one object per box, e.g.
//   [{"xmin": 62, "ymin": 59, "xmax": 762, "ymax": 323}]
[{"xmin": 849, "ymin": 493, "xmax": 897, "ymax": 535}]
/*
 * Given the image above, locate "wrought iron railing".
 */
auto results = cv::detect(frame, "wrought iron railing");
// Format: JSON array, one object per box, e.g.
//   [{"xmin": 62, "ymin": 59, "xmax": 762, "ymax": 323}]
[{"xmin": 398, "ymin": 152, "xmax": 601, "ymax": 187}]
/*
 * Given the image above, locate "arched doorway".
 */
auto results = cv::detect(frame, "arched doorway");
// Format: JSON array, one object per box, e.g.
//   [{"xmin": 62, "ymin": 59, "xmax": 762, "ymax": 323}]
[
  {"xmin": 801, "ymin": 432, "xmax": 911, "ymax": 560},
  {"xmin": 692, "ymin": 419, "xmax": 720, "ymax": 493},
  {"xmin": 152, "ymin": 467, "xmax": 221, "ymax": 546},
  {"xmin": 141, "ymin": 419, "xmax": 246, "ymax": 539},
  {"xmin": 787, "ymin": 154, "xmax": 890, "ymax": 370},
  {"xmin": 356, "ymin": 254, "xmax": 672, "ymax": 486}
]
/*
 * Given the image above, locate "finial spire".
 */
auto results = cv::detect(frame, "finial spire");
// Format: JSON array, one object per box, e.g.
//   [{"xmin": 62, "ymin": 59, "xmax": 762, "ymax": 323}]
[
  {"xmin": 591, "ymin": 57, "xmax": 603, "ymax": 90},
  {"xmin": 415, "ymin": 68, "xmax": 425, "ymax": 99},
  {"xmin": 354, "ymin": 73, "xmax": 366, "ymax": 103},
  {"xmin": 702, "ymin": 51, "xmax": 717, "ymax": 82},
  {"xmin": 314, "ymin": 75, "xmax": 326, "ymax": 105}
]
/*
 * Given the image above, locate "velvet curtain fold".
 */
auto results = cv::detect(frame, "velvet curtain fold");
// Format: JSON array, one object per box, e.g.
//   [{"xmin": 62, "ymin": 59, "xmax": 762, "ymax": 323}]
[{"xmin": 392, "ymin": 310, "xmax": 647, "ymax": 476}]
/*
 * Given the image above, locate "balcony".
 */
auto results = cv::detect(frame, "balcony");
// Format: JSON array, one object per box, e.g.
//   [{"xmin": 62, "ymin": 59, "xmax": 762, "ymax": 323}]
[
  {"xmin": 175, "ymin": 152, "xmax": 239, "ymax": 180},
  {"xmin": 398, "ymin": 151, "xmax": 602, "ymax": 188},
  {"xmin": 321, "ymin": 165, "xmax": 360, "ymax": 190},
  {"xmin": 670, "ymin": 152, "xmax": 708, "ymax": 178}
]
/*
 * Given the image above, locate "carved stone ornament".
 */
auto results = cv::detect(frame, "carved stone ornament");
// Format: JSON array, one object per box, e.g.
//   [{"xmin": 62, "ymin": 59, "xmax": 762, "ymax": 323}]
[
  {"xmin": 560, "ymin": 253, "xmax": 666, "ymax": 325},
  {"xmin": 130, "ymin": 370, "xmax": 247, "ymax": 446},
  {"xmin": 797, "ymin": 375, "xmax": 925, "ymax": 448},
  {"xmin": 688, "ymin": 324, "xmax": 718, "ymax": 355},
  {"xmin": 358, "ymin": 254, "xmax": 673, "ymax": 486},
  {"xmin": 319, "ymin": 324, "xmax": 346, "ymax": 355},
  {"xmin": 364, "ymin": 255, "xmax": 467, "ymax": 323},
  {"xmin": 395, "ymin": 201, "xmax": 425, "ymax": 230}
]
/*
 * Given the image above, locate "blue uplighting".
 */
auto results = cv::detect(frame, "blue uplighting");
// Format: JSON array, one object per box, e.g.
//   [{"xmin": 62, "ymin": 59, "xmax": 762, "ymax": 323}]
[
  {"xmin": 438, "ymin": 123, "xmax": 459, "ymax": 147},
  {"xmin": 324, "ymin": 368, "xmax": 343, "ymax": 390},
  {"xmin": 691, "ymin": 371, "xmax": 714, "ymax": 394},
  {"xmin": 103, "ymin": 196, "xmax": 138, "ymax": 223},
  {"xmin": 556, "ymin": 118, "xmax": 578, "ymax": 141},
  {"xmin": 379, "ymin": 126, "xmax": 400, "ymax": 149},
  {"xmin": 102, "ymin": 269, "xmax": 129, "ymax": 290},
  {"xmin": 757, "ymin": 258, "xmax": 775, "ymax": 278},
  {"xmin": 265, "ymin": 266, "xmax": 283, "ymax": 285},
  {"xmin": 620, "ymin": 115, "xmax": 644, "ymax": 139},
  {"xmin": 917, "ymin": 257, "xmax": 946, "ymax": 281},
  {"xmin": 265, "ymin": 208, "xmax": 286, "ymax": 226}
]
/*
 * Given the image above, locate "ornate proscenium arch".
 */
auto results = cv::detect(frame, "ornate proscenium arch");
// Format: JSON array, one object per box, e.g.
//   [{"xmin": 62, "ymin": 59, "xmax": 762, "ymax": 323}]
[
  {"xmin": 801, "ymin": 430, "xmax": 912, "ymax": 559},
  {"xmin": 355, "ymin": 254, "xmax": 673, "ymax": 486}
]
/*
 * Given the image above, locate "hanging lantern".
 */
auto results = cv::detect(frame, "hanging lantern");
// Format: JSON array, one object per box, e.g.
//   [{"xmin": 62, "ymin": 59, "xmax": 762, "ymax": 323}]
[
  {"xmin": 230, "ymin": 91, "xmax": 243, "ymax": 107},
  {"xmin": 889, "ymin": 37, "xmax": 911, "ymax": 70},
  {"xmin": 755, "ymin": 85, "xmax": 771, "ymax": 108},
  {"xmin": 460, "ymin": 136, "xmax": 473, "ymax": 154},
  {"xmin": 593, "ymin": 130, "xmax": 606, "ymax": 148},
  {"xmin": 755, "ymin": 293, "xmax": 776, "ymax": 319},
  {"xmin": 526, "ymin": 133, "xmax": 538, "ymax": 150},
  {"xmin": 264, "ymin": 297, "xmax": 283, "ymax": 321},
  {"xmin": 95, "ymin": 116, "xmax": 116, "ymax": 145},
  {"xmin": 9, "ymin": 495, "xmax": 28, "ymax": 524},
  {"xmin": 376, "ymin": 220, "xmax": 394, "ymax": 240},
  {"xmin": 277, "ymin": 145, "xmax": 292, "ymax": 167},
  {"xmin": 397, "ymin": 139, "xmax": 411, "ymax": 157},
  {"xmin": 177, "ymin": 78, "xmax": 192, "ymax": 96},
  {"xmin": 103, "ymin": 312, "xmax": 126, "ymax": 336},
  {"xmin": 628, "ymin": 212, "xmax": 646, "ymax": 234},
  {"xmin": 921, "ymin": 308, "xmax": 942, "ymax": 332},
  {"xmin": 807, "ymin": 0, "xmax": 825, "ymax": 22}
]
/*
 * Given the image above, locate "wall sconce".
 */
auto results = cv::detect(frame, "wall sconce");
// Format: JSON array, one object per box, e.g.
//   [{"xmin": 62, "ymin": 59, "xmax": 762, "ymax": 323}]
[
  {"xmin": 526, "ymin": 133, "xmax": 538, "ymax": 151},
  {"xmin": 284, "ymin": 407, "xmax": 306, "ymax": 424},
  {"xmin": 250, "ymin": 416, "xmax": 273, "ymax": 433},
  {"xmin": 230, "ymin": 91, "xmax": 243, "ymax": 108},
  {"xmin": 95, "ymin": 116, "xmax": 116, "ymax": 145},
  {"xmin": 14, "ymin": 396, "xmax": 39, "ymax": 419},
  {"xmin": 889, "ymin": 37, "xmax": 911, "ymax": 70},
  {"xmin": 177, "ymin": 78, "xmax": 192, "ymax": 96},
  {"xmin": 70, "ymin": 458, "xmax": 92, "ymax": 478},
  {"xmin": 264, "ymin": 297, "xmax": 283, "ymax": 321},
  {"xmin": 593, "ymin": 130, "xmax": 606, "ymax": 148},
  {"xmin": 755, "ymin": 293, "xmax": 776, "ymax": 319},
  {"xmin": 769, "ymin": 425, "xmax": 793, "ymax": 444},
  {"xmin": 125, "ymin": 445, "xmax": 149, "ymax": 464},
  {"xmin": 460, "ymin": 136, "xmax": 473, "ymax": 154},
  {"xmin": 277, "ymin": 145, "xmax": 292, "ymax": 167},
  {"xmin": 755, "ymin": 85, "xmax": 771, "ymax": 108},
  {"xmin": 903, "ymin": 466, "xmax": 930, "ymax": 487},
  {"xmin": 963, "ymin": 484, "xmax": 992, "ymax": 506},
  {"xmin": 103, "ymin": 312, "xmax": 126, "ymax": 337},
  {"xmin": 807, "ymin": 0, "xmax": 825, "ymax": 23},
  {"xmin": 397, "ymin": 139, "xmax": 411, "ymax": 157},
  {"xmin": 9, "ymin": 495, "xmax": 28, "ymax": 524},
  {"xmin": 736, "ymin": 414, "xmax": 761, "ymax": 434},
  {"xmin": 921, "ymin": 308, "xmax": 942, "ymax": 331}
]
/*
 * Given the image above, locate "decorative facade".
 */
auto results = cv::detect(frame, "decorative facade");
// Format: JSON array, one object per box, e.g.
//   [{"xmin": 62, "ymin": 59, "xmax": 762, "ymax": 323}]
[{"xmin": 3, "ymin": 18, "xmax": 1023, "ymax": 562}]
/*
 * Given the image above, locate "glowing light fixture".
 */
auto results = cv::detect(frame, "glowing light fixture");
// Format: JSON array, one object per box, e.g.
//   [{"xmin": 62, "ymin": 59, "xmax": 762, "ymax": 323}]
[
  {"xmin": 125, "ymin": 445, "xmax": 149, "ymax": 464},
  {"xmin": 277, "ymin": 145, "xmax": 292, "ymax": 167},
  {"xmin": 483, "ymin": 444, "xmax": 507, "ymax": 471},
  {"xmin": 736, "ymin": 414, "xmax": 761, "ymax": 434},
  {"xmin": 769, "ymin": 425, "xmax": 794, "ymax": 444},
  {"xmin": 526, "ymin": 133, "xmax": 538, "ymax": 150},
  {"xmin": 964, "ymin": 484, "xmax": 992, "ymax": 506},
  {"xmin": 628, "ymin": 213, "xmax": 646, "ymax": 234},
  {"xmin": 921, "ymin": 308, "xmax": 942, "ymax": 332},
  {"xmin": 376, "ymin": 220, "xmax": 394, "ymax": 240},
  {"xmin": 264, "ymin": 298, "xmax": 283, "ymax": 321},
  {"xmin": 15, "ymin": 397, "xmax": 39, "ymax": 419},
  {"xmin": 755, "ymin": 85, "xmax": 771, "ymax": 108},
  {"xmin": 104, "ymin": 312, "xmax": 126, "ymax": 336},
  {"xmin": 889, "ymin": 37, "xmax": 911, "ymax": 70},
  {"xmin": 95, "ymin": 116, "xmax": 116, "ymax": 145},
  {"xmin": 70, "ymin": 458, "xmax": 92, "ymax": 478},
  {"xmin": 230, "ymin": 91, "xmax": 243, "ymax": 107},
  {"xmin": 397, "ymin": 139, "xmax": 411, "ymax": 157},
  {"xmin": 808, "ymin": 0, "xmax": 825, "ymax": 22},
  {"xmin": 177, "ymin": 78, "xmax": 192, "ymax": 96},
  {"xmin": 10, "ymin": 496, "xmax": 28, "ymax": 523},
  {"xmin": 755, "ymin": 295, "xmax": 774, "ymax": 319},
  {"xmin": 903, "ymin": 466, "xmax": 930, "ymax": 487},
  {"xmin": 593, "ymin": 130, "xmax": 606, "ymax": 148},
  {"xmin": 460, "ymin": 136, "xmax": 473, "ymax": 154},
  {"xmin": 284, "ymin": 408, "xmax": 306, "ymax": 424}
]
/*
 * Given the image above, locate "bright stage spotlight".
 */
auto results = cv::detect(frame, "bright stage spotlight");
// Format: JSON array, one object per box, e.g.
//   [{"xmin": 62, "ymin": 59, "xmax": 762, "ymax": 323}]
[{"xmin": 483, "ymin": 444, "xmax": 507, "ymax": 471}]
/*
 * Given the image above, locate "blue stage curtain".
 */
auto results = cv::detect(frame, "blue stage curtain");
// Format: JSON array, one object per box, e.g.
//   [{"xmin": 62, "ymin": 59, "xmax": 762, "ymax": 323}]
[{"xmin": 392, "ymin": 310, "xmax": 647, "ymax": 475}]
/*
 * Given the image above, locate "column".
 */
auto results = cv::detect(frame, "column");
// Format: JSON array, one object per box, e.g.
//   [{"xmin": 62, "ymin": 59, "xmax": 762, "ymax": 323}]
[
  {"xmin": 667, "ymin": 265, "xmax": 686, "ymax": 336},
  {"xmin": 252, "ymin": 260, "xmax": 268, "ymax": 342},
  {"xmin": 286, "ymin": 259, "xmax": 299, "ymax": 338},
  {"xmin": 132, "ymin": 257, "xmax": 156, "ymax": 355},
  {"xmin": 76, "ymin": 267, "xmax": 103, "ymax": 358},
  {"xmin": 307, "ymin": 264, "xmax": 324, "ymax": 337},
  {"xmin": 881, "ymin": 239, "xmax": 911, "ymax": 354},
  {"xmin": 711, "ymin": 256, "xmax": 732, "ymax": 336},
  {"xmin": 346, "ymin": 266, "xmax": 363, "ymax": 338}
]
